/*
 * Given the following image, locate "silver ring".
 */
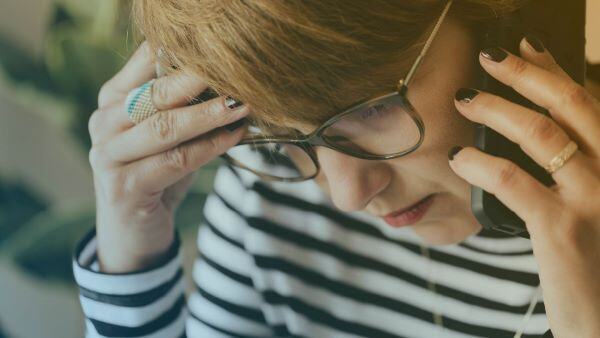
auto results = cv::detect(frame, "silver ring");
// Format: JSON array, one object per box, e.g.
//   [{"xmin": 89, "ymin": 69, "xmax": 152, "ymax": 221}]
[{"xmin": 125, "ymin": 79, "xmax": 158, "ymax": 124}]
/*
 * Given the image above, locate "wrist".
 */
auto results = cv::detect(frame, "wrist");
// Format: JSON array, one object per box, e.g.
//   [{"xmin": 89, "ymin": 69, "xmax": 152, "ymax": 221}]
[{"xmin": 96, "ymin": 226, "xmax": 177, "ymax": 273}]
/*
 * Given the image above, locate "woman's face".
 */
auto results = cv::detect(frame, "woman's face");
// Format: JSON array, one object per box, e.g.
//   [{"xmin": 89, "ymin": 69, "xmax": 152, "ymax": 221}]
[{"xmin": 279, "ymin": 17, "xmax": 483, "ymax": 245}]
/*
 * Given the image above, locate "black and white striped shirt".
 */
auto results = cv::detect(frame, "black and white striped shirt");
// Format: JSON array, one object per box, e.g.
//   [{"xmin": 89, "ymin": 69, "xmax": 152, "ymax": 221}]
[{"xmin": 73, "ymin": 164, "xmax": 552, "ymax": 337}]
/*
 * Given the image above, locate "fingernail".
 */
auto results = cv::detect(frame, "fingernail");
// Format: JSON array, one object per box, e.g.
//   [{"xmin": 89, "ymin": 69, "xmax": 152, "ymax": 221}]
[
  {"xmin": 225, "ymin": 119, "xmax": 245, "ymax": 132},
  {"xmin": 525, "ymin": 34, "xmax": 545, "ymax": 53},
  {"xmin": 455, "ymin": 88, "xmax": 479, "ymax": 103},
  {"xmin": 225, "ymin": 96, "xmax": 243, "ymax": 110},
  {"xmin": 448, "ymin": 146, "xmax": 463, "ymax": 161},
  {"xmin": 481, "ymin": 47, "xmax": 508, "ymax": 62}
]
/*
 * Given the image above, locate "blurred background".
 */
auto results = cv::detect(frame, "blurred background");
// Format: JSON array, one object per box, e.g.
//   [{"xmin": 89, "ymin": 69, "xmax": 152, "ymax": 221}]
[
  {"xmin": 0, "ymin": 1, "xmax": 220, "ymax": 337},
  {"xmin": 0, "ymin": 1, "xmax": 598, "ymax": 337}
]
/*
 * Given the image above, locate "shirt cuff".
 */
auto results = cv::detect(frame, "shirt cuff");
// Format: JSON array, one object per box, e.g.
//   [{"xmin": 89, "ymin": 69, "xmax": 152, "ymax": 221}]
[
  {"xmin": 72, "ymin": 227, "xmax": 188, "ymax": 337},
  {"xmin": 72, "ymin": 226, "xmax": 183, "ymax": 300}
]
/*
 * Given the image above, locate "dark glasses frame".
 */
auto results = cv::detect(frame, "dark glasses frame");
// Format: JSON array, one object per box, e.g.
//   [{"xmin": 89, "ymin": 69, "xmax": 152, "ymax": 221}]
[{"xmin": 221, "ymin": 0, "xmax": 454, "ymax": 182}]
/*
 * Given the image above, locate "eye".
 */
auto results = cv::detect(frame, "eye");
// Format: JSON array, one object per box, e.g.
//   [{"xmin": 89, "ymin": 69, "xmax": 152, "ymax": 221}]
[
  {"xmin": 359, "ymin": 103, "xmax": 390, "ymax": 120},
  {"xmin": 269, "ymin": 143, "xmax": 283, "ymax": 153}
]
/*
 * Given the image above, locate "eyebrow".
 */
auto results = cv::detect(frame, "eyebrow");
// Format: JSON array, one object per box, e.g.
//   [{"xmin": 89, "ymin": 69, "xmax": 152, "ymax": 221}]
[{"xmin": 245, "ymin": 61, "xmax": 414, "ymax": 133}]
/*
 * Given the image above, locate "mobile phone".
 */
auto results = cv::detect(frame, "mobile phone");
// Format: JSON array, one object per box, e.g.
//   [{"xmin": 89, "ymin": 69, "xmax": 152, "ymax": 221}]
[{"xmin": 471, "ymin": 0, "xmax": 587, "ymax": 238}]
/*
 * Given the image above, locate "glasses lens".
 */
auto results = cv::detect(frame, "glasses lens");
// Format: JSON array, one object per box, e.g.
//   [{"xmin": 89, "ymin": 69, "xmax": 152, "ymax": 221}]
[
  {"xmin": 225, "ymin": 142, "xmax": 317, "ymax": 180},
  {"xmin": 322, "ymin": 93, "xmax": 422, "ymax": 156}
]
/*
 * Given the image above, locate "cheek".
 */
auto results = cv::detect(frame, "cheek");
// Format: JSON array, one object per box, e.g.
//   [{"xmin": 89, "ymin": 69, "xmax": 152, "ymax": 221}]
[
  {"xmin": 400, "ymin": 103, "xmax": 474, "ymax": 172},
  {"xmin": 382, "ymin": 103, "xmax": 475, "ymax": 198},
  {"xmin": 408, "ymin": 80, "xmax": 476, "ymax": 159},
  {"xmin": 406, "ymin": 54, "xmax": 480, "ymax": 155},
  {"xmin": 430, "ymin": 106, "xmax": 475, "ymax": 150}
]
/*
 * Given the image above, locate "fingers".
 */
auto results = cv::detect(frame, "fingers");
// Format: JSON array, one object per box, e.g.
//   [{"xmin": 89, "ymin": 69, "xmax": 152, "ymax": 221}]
[
  {"xmin": 448, "ymin": 146, "xmax": 560, "ymax": 235},
  {"xmin": 88, "ymin": 101, "xmax": 135, "ymax": 145},
  {"xmin": 90, "ymin": 65, "xmax": 214, "ymax": 145},
  {"xmin": 151, "ymin": 70, "xmax": 209, "ymax": 110},
  {"xmin": 519, "ymin": 35, "xmax": 571, "ymax": 81},
  {"xmin": 454, "ymin": 88, "xmax": 592, "ymax": 188},
  {"xmin": 120, "ymin": 126, "xmax": 246, "ymax": 195},
  {"xmin": 98, "ymin": 41, "xmax": 157, "ymax": 109},
  {"xmin": 101, "ymin": 97, "xmax": 249, "ymax": 164},
  {"xmin": 478, "ymin": 46, "xmax": 600, "ymax": 155}
]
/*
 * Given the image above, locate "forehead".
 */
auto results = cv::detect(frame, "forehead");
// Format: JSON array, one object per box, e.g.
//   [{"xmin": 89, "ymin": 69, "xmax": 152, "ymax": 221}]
[
  {"xmin": 248, "ymin": 76, "xmax": 409, "ymax": 134},
  {"xmin": 247, "ymin": 17, "xmax": 472, "ymax": 133},
  {"xmin": 248, "ymin": 91, "xmax": 399, "ymax": 138}
]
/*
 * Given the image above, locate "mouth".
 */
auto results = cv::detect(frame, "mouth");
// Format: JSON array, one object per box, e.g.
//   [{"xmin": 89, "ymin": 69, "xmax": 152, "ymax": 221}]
[{"xmin": 381, "ymin": 194, "xmax": 435, "ymax": 228}]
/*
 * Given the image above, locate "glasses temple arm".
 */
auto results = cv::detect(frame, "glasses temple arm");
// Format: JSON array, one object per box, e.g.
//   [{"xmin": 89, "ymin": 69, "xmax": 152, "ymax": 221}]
[{"xmin": 398, "ymin": 0, "xmax": 454, "ymax": 93}]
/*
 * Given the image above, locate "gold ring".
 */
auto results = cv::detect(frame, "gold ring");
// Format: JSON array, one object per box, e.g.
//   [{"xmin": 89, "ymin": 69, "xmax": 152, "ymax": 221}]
[{"xmin": 543, "ymin": 140, "xmax": 578, "ymax": 174}]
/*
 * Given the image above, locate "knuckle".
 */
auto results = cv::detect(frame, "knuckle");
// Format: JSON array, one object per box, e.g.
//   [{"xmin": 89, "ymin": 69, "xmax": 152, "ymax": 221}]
[
  {"xmin": 97, "ymin": 82, "xmax": 113, "ymax": 107},
  {"xmin": 163, "ymin": 146, "xmax": 190, "ymax": 170},
  {"xmin": 88, "ymin": 110, "xmax": 102, "ymax": 136},
  {"xmin": 525, "ymin": 114, "xmax": 558, "ymax": 143},
  {"xmin": 208, "ymin": 133, "xmax": 225, "ymax": 153},
  {"xmin": 562, "ymin": 82, "xmax": 592, "ymax": 107},
  {"xmin": 204, "ymin": 98, "xmax": 227, "ymax": 121},
  {"xmin": 150, "ymin": 112, "xmax": 178, "ymax": 143},
  {"xmin": 495, "ymin": 161, "xmax": 520, "ymax": 190},
  {"xmin": 151, "ymin": 79, "xmax": 169, "ymax": 108},
  {"xmin": 548, "ymin": 62, "xmax": 565, "ymax": 76},
  {"xmin": 88, "ymin": 146, "xmax": 109, "ymax": 169},
  {"xmin": 510, "ymin": 58, "xmax": 529, "ymax": 78}
]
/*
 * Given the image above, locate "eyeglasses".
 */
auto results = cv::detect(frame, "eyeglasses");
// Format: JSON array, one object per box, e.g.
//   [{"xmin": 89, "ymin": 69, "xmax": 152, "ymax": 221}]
[{"xmin": 221, "ymin": 0, "xmax": 453, "ymax": 182}]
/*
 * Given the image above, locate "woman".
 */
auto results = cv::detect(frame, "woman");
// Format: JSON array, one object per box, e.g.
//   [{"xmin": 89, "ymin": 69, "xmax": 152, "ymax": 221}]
[{"xmin": 74, "ymin": 0, "xmax": 600, "ymax": 337}]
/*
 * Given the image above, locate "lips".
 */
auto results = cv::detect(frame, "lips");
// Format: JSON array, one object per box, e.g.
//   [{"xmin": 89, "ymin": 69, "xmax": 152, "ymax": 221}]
[
  {"xmin": 382, "ymin": 194, "xmax": 435, "ymax": 228},
  {"xmin": 385, "ymin": 194, "xmax": 432, "ymax": 217}
]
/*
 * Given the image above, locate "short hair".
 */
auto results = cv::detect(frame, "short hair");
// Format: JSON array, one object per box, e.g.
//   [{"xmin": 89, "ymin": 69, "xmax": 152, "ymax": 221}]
[{"xmin": 133, "ymin": 0, "xmax": 524, "ymax": 127}]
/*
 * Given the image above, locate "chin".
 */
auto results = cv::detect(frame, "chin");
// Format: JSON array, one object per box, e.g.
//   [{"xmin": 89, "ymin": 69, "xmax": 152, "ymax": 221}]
[{"xmin": 409, "ymin": 216, "xmax": 482, "ymax": 245}]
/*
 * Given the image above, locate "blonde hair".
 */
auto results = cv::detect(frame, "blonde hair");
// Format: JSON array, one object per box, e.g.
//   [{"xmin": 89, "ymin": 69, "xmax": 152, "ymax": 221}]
[{"xmin": 132, "ymin": 0, "xmax": 524, "ymax": 127}]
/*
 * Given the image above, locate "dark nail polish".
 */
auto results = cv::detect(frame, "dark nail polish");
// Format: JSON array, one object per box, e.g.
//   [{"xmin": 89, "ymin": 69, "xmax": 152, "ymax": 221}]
[
  {"xmin": 455, "ymin": 88, "xmax": 479, "ymax": 103},
  {"xmin": 525, "ymin": 34, "xmax": 545, "ymax": 53},
  {"xmin": 225, "ymin": 96, "xmax": 243, "ymax": 110},
  {"xmin": 448, "ymin": 146, "xmax": 463, "ymax": 161},
  {"xmin": 481, "ymin": 47, "xmax": 508, "ymax": 62},
  {"xmin": 225, "ymin": 119, "xmax": 245, "ymax": 132}
]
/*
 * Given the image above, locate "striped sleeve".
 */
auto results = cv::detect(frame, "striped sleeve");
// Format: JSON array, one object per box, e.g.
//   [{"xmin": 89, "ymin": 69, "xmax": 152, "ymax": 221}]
[
  {"xmin": 184, "ymin": 165, "xmax": 280, "ymax": 337},
  {"xmin": 72, "ymin": 228, "xmax": 187, "ymax": 338}
]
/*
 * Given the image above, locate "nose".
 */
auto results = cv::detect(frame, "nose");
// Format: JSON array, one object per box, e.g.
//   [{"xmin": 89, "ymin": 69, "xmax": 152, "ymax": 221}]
[{"xmin": 315, "ymin": 147, "xmax": 391, "ymax": 212}]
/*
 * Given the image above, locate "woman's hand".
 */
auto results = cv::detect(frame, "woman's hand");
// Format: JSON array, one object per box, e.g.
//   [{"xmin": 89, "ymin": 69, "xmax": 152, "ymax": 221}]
[
  {"xmin": 88, "ymin": 42, "xmax": 249, "ymax": 273},
  {"xmin": 448, "ymin": 36, "xmax": 600, "ymax": 337}
]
